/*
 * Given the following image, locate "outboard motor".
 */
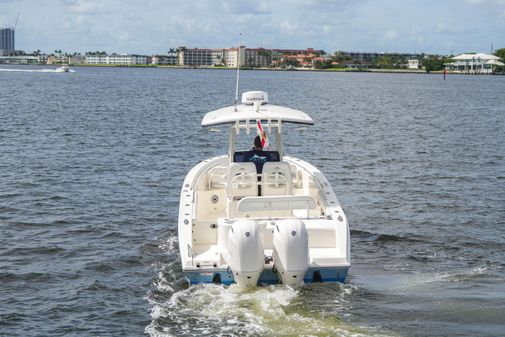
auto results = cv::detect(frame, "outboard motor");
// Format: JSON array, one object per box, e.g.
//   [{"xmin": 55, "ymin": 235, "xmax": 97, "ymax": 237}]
[
  {"xmin": 225, "ymin": 219, "xmax": 264, "ymax": 287},
  {"xmin": 272, "ymin": 219, "xmax": 309, "ymax": 287}
]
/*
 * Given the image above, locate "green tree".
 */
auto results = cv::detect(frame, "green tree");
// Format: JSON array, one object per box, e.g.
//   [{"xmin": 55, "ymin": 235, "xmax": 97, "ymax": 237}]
[
  {"xmin": 281, "ymin": 58, "xmax": 300, "ymax": 68},
  {"xmin": 422, "ymin": 56, "xmax": 449, "ymax": 73},
  {"xmin": 377, "ymin": 55, "xmax": 393, "ymax": 68},
  {"xmin": 215, "ymin": 54, "xmax": 224, "ymax": 66},
  {"xmin": 257, "ymin": 49, "xmax": 271, "ymax": 57},
  {"xmin": 313, "ymin": 59, "xmax": 332, "ymax": 69},
  {"xmin": 334, "ymin": 53, "xmax": 352, "ymax": 63},
  {"xmin": 494, "ymin": 48, "xmax": 505, "ymax": 59},
  {"xmin": 494, "ymin": 48, "xmax": 505, "ymax": 72}
]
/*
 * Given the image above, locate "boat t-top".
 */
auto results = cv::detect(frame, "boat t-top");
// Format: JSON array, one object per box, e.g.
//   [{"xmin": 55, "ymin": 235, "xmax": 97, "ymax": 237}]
[{"xmin": 178, "ymin": 91, "xmax": 350, "ymax": 287}]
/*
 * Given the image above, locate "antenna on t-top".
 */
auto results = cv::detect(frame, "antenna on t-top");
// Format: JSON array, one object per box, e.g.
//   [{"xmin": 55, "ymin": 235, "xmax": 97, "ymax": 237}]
[{"xmin": 234, "ymin": 33, "xmax": 242, "ymax": 112}]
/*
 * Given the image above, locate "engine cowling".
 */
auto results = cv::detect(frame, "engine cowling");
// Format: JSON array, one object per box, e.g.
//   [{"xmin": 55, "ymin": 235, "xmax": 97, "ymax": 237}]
[
  {"xmin": 225, "ymin": 219, "xmax": 264, "ymax": 287},
  {"xmin": 272, "ymin": 219, "xmax": 309, "ymax": 287}
]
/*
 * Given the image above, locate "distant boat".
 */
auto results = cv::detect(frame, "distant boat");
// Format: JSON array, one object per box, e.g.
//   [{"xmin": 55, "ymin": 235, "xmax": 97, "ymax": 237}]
[
  {"xmin": 178, "ymin": 91, "xmax": 351, "ymax": 288},
  {"xmin": 55, "ymin": 65, "xmax": 70, "ymax": 73}
]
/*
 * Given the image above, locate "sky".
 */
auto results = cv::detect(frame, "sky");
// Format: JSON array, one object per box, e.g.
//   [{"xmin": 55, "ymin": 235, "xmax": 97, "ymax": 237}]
[{"xmin": 1, "ymin": 0, "xmax": 504, "ymax": 55}]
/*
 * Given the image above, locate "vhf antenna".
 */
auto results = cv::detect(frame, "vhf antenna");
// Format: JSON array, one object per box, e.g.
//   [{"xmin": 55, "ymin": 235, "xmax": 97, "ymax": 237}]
[{"xmin": 234, "ymin": 33, "xmax": 242, "ymax": 112}]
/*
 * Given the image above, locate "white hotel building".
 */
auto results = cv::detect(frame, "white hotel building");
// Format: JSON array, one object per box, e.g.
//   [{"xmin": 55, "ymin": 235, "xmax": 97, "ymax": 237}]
[
  {"xmin": 178, "ymin": 46, "xmax": 270, "ymax": 67},
  {"xmin": 85, "ymin": 54, "xmax": 147, "ymax": 65}
]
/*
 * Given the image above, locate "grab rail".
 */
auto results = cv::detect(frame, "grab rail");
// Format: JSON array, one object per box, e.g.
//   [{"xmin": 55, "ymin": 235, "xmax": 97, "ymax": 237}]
[{"xmin": 237, "ymin": 195, "xmax": 316, "ymax": 216}]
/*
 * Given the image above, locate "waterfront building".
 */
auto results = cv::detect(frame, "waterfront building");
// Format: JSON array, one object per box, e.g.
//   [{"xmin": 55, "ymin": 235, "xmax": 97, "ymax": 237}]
[
  {"xmin": 0, "ymin": 28, "xmax": 15, "ymax": 53},
  {"xmin": 0, "ymin": 55, "xmax": 39, "ymax": 64},
  {"xmin": 46, "ymin": 54, "xmax": 66, "ymax": 65},
  {"xmin": 108, "ymin": 54, "xmax": 147, "ymax": 65},
  {"xmin": 275, "ymin": 48, "xmax": 325, "ymax": 55},
  {"xmin": 445, "ymin": 53, "xmax": 504, "ymax": 74},
  {"xmin": 335, "ymin": 51, "xmax": 382, "ymax": 62},
  {"xmin": 407, "ymin": 59, "xmax": 419, "ymax": 69},
  {"xmin": 274, "ymin": 49, "xmax": 328, "ymax": 68},
  {"xmin": 211, "ymin": 49, "xmax": 227, "ymax": 66},
  {"xmin": 336, "ymin": 60, "xmax": 373, "ymax": 69},
  {"xmin": 225, "ymin": 47, "xmax": 245, "ymax": 67},
  {"xmin": 270, "ymin": 48, "xmax": 326, "ymax": 67},
  {"xmin": 68, "ymin": 55, "xmax": 85, "ymax": 65},
  {"xmin": 177, "ymin": 46, "xmax": 271, "ymax": 67},
  {"xmin": 177, "ymin": 47, "xmax": 212, "ymax": 66},
  {"xmin": 84, "ymin": 54, "xmax": 108, "ymax": 64},
  {"xmin": 176, "ymin": 47, "xmax": 241, "ymax": 67},
  {"xmin": 45, "ymin": 55, "xmax": 57, "ymax": 64},
  {"xmin": 151, "ymin": 54, "xmax": 178, "ymax": 65},
  {"xmin": 244, "ymin": 48, "xmax": 272, "ymax": 67},
  {"xmin": 336, "ymin": 51, "xmax": 419, "ymax": 64},
  {"xmin": 175, "ymin": 46, "xmax": 324, "ymax": 68},
  {"xmin": 85, "ymin": 53, "xmax": 147, "ymax": 65}
]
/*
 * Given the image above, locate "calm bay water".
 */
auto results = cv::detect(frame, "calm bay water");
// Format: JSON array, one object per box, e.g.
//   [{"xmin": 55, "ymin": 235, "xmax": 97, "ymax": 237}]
[{"xmin": 1, "ymin": 65, "xmax": 504, "ymax": 337}]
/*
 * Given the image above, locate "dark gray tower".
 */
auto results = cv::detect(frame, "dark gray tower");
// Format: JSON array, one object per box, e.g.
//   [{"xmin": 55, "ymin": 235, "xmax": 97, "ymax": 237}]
[{"xmin": 0, "ymin": 28, "xmax": 15, "ymax": 51}]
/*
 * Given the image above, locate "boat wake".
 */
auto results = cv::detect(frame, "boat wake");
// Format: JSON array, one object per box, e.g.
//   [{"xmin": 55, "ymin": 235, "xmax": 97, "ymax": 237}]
[
  {"xmin": 146, "ymin": 229, "xmax": 390, "ymax": 336},
  {"xmin": 415, "ymin": 264, "xmax": 504, "ymax": 286},
  {"xmin": 0, "ymin": 68, "xmax": 75, "ymax": 73},
  {"xmin": 146, "ymin": 276, "xmax": 392, "ymax": 337}
]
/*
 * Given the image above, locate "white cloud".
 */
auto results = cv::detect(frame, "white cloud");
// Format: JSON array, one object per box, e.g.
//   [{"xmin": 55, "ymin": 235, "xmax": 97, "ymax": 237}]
[
  {"xmin": 385, "ymin": 29, "xmax": 399, "ymax": 40},
  {"xmin": 221, "ymin": 0, "xmax": 271, "ymax": 15},
  {"xmin": 280, "ymin": 20, "xmax": 297, "ymax": 35},
  {"xmin": 464, "ymin": 0, "xmax": 505, "ymax": 4},
  {"xmin": 435, "ymin": 22, "xmax": 448, "ymax": 33},
  {"xmin": 2, "ymin": 0, "xmax": 505, "ymax": 55},
  {"xmin": 67, "ymin": 1, "xmax": 104, "ymax": 14}
]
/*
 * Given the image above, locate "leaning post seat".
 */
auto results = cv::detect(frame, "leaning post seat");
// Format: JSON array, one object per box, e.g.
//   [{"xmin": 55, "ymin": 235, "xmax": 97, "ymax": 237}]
[
  {"xmin": 233, "ymin": 150, "xmax": 280, "ymax": 173},
  {"xmin": 226, "ymin": 162, "xmax": 258, "ymax": 199},
  {"xmin": 262, "ymin": 162, "xmax": 293, "ymax": 196}
]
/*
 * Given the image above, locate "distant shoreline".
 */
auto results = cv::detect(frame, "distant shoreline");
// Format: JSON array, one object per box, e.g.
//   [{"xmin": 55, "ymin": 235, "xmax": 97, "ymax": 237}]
[
  {"xmin": 4, "ymin": 63, "xmax": 503, "ymax": 75},
  {"xmin": 73, "ymin": 64, "xmax": 505, "ymax": 75}
]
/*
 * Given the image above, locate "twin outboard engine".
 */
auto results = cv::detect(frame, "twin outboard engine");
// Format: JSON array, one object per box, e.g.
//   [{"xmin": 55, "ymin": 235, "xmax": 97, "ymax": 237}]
[
  {"xmin": 272, "ymin": 219, "xmax": 309, "ymax": 287},
  {"xmin": 225, "ymin": 220, "xmax": 264, "ymax": 287}
]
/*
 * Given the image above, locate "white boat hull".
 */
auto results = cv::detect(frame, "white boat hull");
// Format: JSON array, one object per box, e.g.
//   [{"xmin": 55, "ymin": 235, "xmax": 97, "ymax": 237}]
[
  {"xmin": 178, "ymin": 155, "xmax": 350, "ymax": 287},
  {"xmin": 178, "ymin": 92, "xmax": 350, "ymax": 287}
]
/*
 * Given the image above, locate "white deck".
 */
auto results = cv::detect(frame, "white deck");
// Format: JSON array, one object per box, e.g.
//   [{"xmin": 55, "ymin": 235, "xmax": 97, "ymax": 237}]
[{"xmin": 178, "ymin": 155, "xmax": 350, "ymax": 273}]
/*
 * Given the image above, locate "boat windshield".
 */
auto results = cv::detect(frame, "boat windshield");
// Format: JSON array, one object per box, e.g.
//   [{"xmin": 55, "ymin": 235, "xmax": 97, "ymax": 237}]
[{"xmin": 233, "ymin": 127, "xmax": 278, "ymax": 152}]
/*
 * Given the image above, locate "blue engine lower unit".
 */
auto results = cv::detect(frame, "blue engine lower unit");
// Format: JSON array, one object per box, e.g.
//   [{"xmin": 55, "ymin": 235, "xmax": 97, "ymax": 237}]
[{"xmin": 184, "ymin": 267, "xmax": 349, "ymax": 286}]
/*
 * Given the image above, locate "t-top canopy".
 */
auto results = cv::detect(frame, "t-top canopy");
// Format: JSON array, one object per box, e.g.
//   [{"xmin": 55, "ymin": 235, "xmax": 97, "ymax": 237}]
[{"xmin": 201, "ymin": 92, "xmax": 314, "ymax": 127}]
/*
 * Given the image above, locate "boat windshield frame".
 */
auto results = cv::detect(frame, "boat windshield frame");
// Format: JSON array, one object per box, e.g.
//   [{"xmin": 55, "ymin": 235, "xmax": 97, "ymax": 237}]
[{"xmin": 226, "ymin": 120, "xmax": 284, "ymax": 161}]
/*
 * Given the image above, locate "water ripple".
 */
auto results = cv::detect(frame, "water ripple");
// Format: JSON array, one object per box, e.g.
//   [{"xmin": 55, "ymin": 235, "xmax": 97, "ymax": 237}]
[{"xmin": 1, "ymin": 67, "xmax": 504, "ymax": 337}]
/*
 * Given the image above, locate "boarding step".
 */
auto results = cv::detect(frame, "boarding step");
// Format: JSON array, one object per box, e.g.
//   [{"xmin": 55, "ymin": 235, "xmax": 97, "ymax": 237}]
[
  {"xmin": 192, "ymin": 244, "xmax": 221, "ymax": 267},
  {"xmin": 309, "ymin": 248, "xmax": 348, "ymax": 266}
]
